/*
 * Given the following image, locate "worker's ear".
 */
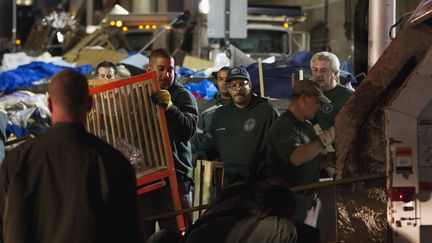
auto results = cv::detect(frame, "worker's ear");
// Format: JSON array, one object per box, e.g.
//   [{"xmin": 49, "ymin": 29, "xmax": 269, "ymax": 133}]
[
  {"xmin": 332, "ymin": 71, "xmax": 339, "ymax": 83},
  {"xmin": 48, "ymin": 96, "xmax": 53, "ymax": 113}
]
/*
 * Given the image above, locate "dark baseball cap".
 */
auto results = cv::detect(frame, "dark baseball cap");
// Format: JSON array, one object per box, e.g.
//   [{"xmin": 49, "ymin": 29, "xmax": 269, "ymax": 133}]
[
  {"xmin": 293, "ymin": 79, "xmax": 331, "ymax": 104},
  {"xmin": 227, "ymin": 67, "xmax": 250, "ymax": 82}
]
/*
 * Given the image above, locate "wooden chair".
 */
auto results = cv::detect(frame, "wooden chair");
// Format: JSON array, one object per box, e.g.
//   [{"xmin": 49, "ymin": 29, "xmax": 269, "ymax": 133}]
[
  {"xmin": 191, "ymin": 160, "xmax": 224, "ymax": 221},
  {"xmin": 86, "ymin": 72, "xmax": 185, "ymax": 232}
]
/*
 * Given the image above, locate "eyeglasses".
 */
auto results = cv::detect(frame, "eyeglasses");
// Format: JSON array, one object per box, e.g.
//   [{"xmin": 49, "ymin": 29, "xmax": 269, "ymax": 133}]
[{"xmin": 228, "ymin": 80, "xmax": 249, "ymax": 89}]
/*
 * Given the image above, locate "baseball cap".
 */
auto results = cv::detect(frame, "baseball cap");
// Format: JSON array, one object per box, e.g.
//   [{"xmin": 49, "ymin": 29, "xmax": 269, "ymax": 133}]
[
  {"xmin": 227, "ymin": 67, "xmax": 250, "ymax": 82},
  {"xmin": 293, "ymin": 79, "xmax": 331, "ymax": 104}
]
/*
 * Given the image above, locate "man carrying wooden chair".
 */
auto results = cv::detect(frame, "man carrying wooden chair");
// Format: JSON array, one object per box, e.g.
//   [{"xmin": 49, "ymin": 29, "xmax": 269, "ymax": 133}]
[{"xmin": 138, "ymin": 49, "xmax": 198, "ymax": 242}]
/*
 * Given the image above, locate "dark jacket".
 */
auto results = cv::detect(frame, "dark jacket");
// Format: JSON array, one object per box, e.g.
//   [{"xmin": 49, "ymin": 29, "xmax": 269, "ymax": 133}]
[
  {"xmin": 199, "ymin": 94, "xmax": 279, "ymax": 179},
  {"xmin": 191, "ymin": 92, "xmax": 231, "ymax": 153},
  {"xmin": 166, "ymin": 80, "xmax": 198, "ymax": 175},
  {"xmin": 0, "ymin": 123, "xmax": 140, "ymax": 243},
  {"xmin": 265, "ymin": 110, "xmax": 320, "ymax": 187}
]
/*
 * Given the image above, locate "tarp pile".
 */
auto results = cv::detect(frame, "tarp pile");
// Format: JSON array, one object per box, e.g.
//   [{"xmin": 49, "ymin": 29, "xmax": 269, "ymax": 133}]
[
  {"xmin": 0, "ymin": 52, "xmax": 93, "ymax": 142},
  {"xmin": 0, "ymin": 62, "xmax": 92, "ymax": 93},
  {"xmin": 0, "ymin": 90, "xmax": 50, "ymax": 141}
]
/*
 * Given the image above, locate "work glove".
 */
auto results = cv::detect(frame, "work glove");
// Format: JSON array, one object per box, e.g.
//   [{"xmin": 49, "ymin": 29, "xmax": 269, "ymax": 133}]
[
  {"xmin": 151, "ymin": 90, "xmax": 173, "ymax": 110},
  {"xmin": 318, "ymin": 126, "xmax": 335, "ymax": 148}
]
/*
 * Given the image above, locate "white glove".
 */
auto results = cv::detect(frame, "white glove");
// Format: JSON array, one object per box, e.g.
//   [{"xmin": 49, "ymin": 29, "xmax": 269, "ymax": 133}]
[{"xmin": 318, "ymin": 126, "xmax": 335, "ymax": 148}]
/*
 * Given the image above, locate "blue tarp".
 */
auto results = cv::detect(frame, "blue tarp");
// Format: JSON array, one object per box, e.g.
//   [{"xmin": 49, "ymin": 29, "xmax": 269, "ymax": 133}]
[
  {"xmin": 0, "ymin": 62, "xmax": 93, "ymax": 93},
  {"xmin": 247, "ymin": 51, "xmax": 356, "ymax": 99},
  {"xmin": 247, "ymin": 51, "xmax": 313, "ymax": 99},
  {"xmin": 185, "ymin": 79, "xmax": 218, "ymax": 100},
  {"xmin": 178, "ymin": 66, "xmax": 195, "ymax": 78}
]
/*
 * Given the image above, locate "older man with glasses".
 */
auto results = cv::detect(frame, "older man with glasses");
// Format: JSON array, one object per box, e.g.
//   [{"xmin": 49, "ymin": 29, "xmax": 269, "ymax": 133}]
[{"xmin": 195, "ymin": 67, "xmax": 280, "ymax": 185}]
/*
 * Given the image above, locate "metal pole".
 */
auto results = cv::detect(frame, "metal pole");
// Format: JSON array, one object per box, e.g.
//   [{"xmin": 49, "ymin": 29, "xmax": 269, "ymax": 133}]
[
  {"xmin": 224, "ymin": 0, "xmax": 230, "ymax": 46},
  {"xmin": 258, "ymin": 58, "xmax": 264, "ymax": 97},
  {"xmin": 12, "ymin": 0, "xmax": 16, "ymax": 52},
  {"xmin": 368, "ymin": 0, "xmax": 395, "ymax": 70},
  {"xmin": 86, "ymin": 0, "xmax": 94, "ymax": 27}
]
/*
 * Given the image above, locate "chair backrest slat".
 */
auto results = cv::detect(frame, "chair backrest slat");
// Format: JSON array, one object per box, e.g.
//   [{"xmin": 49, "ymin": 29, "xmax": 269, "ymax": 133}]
[{"xmin": 86, "ymin": 73, "xmax": 171, "ymax": 177}]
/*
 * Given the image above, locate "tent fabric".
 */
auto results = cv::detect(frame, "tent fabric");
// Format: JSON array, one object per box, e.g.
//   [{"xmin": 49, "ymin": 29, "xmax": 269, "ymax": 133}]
[
  {"xmin": 0, "ymin": 62, "xmax": 92, "ymax": 93},
  {"xmin": 247, "ymin": 51, "xmax": 356, "ymax": 99},
  {"xmin": 247, "ymin": 51, "xmax": 313, "ymax": 99}
]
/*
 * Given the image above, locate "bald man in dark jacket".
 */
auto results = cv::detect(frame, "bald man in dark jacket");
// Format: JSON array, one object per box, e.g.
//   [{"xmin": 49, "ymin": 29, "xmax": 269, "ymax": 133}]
[{"xmin": 0, "ymin": 70, "xmax": 140, "ymax": 243}]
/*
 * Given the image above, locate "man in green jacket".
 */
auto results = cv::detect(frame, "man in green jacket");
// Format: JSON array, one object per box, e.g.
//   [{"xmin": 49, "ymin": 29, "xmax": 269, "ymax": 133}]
[
  {"xmin": 265, "ymin": 79, "xmax": 334, "ymax": 242},
  {"xmin": 197, "ymin": 67, "xmax": 280, "ymax": 184}
]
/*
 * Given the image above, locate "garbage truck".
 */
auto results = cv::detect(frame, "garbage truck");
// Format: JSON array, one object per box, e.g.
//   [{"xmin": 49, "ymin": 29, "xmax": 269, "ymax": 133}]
[{"xmin": 102, "ymin": 4, "xmax": 309, "ymax": 59}]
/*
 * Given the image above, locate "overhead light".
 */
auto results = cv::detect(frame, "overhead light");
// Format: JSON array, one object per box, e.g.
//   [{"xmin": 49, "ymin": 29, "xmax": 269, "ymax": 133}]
[{"xmin": 116, "ymin": 20, "xmax": 123, "ymax": 27}]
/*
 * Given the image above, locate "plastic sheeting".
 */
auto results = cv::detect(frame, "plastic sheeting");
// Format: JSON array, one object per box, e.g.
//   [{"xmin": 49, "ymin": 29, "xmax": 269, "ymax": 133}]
[
  {"xmin": 1, "ymin": 91, "xmax": 51, "ymax": 140},
  {"xmin": 0, "ymin": 91, "xmax": 50, "ymax": 118},
  {"xmin": 6, "ymin": 108, "xmax": 50, "ymax": 138},
  {"xmin": 178, "ymin": 67, "xmax": 195, "ymax": 78},
  {"xmin": 1, "ymin": 52, "xmax": 64, "ymax": 71},
  {"xmin": 0, "ymin": 62, "xmax": 92, "ymax": 93},
  {"xmin": 185, "ymin": 79, "xmax": 218, "ymax": 100}
]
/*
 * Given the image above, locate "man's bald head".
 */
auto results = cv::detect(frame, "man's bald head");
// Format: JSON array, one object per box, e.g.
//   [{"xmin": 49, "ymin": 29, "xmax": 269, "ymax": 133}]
[{"xmin": 48, "ymin": 70, "xmax": 91, "ymax": 122}]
